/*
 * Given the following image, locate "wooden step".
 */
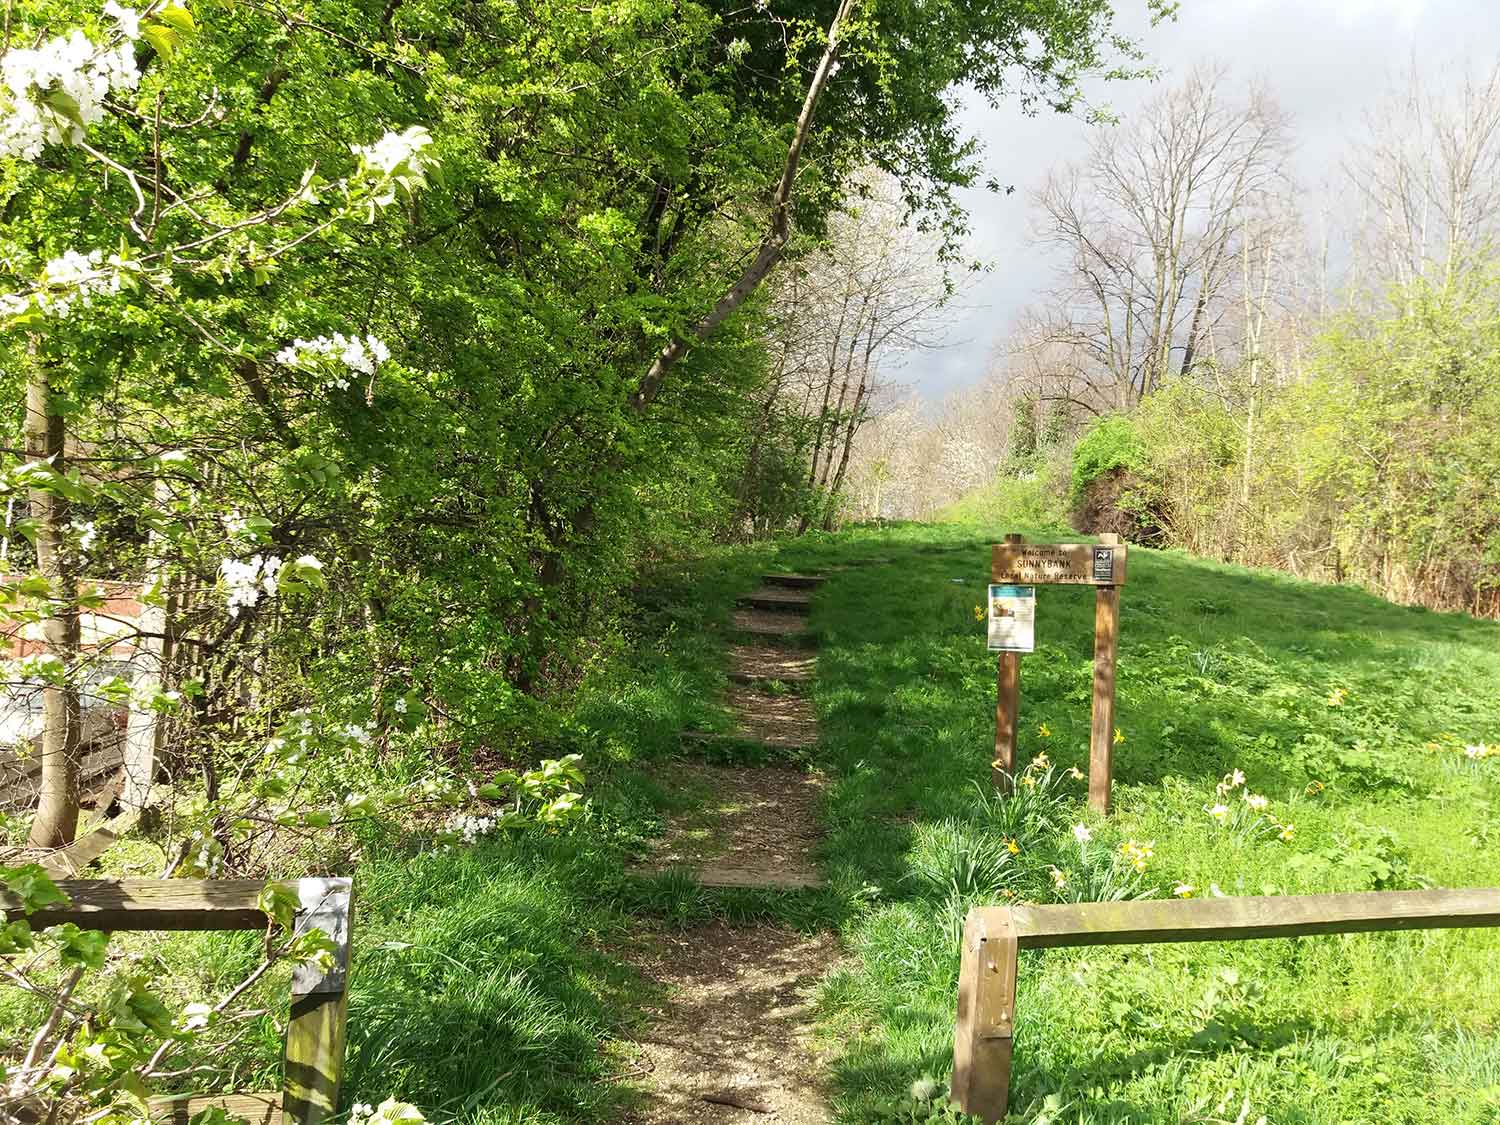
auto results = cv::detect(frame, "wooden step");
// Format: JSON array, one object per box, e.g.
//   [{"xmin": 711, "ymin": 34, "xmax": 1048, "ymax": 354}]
[
  {"xmin": 736, "ymin": 587, "xmax": 812, "ymax": 614},
  {"xmin": 731, "ymin": 608, "xmax": 812, "ymax": 642},
  {"xmin": 762, "ymin": 572, "xmax": 825, "ymax": 589},
  {"xmin": 727, "ymin": 645, "xmax": 816, "ymax": 685},
  {"xmin": 694, "ymin": 864, "xmax": 822, "ymax": 890}
]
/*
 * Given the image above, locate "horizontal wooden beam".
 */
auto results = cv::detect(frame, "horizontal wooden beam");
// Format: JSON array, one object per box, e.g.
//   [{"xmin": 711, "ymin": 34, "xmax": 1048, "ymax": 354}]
[
  {"xmin": 149, "ymin": 1092, "xmax": 281, "ymax": 1125},
  {"xmin": 9, "ymin": 878, "xmax": 272, "ymax": 931},
  {"xmin": 995, "ymin": 887, "xmax": 1500, "ymax": 949}
]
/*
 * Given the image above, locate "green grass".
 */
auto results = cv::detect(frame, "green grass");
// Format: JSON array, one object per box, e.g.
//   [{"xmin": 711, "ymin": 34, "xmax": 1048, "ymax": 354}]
[
  {"xmin": 768, "ymin": 522, "xmax": 1500, "ymax": 1122},
  {"xmin": 11, "ymin": 523, "xmax": 1500, "ymax": 1123}
]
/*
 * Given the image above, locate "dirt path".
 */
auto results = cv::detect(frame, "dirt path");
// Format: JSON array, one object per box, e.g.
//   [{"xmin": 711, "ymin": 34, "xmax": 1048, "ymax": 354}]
[
  {"xmin": 624, "ymin": 922, "xmax": 839, "ymax": 1124},
  {"xmin": 625, "ymin": 573, "xmax": 839, "ymax": 1122}
]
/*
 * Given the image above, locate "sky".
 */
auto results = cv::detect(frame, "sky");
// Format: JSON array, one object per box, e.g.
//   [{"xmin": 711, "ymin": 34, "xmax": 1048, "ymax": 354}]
[{"xmin": 909, "ymin": 0, "xmax": 1500, "ymax": 402}]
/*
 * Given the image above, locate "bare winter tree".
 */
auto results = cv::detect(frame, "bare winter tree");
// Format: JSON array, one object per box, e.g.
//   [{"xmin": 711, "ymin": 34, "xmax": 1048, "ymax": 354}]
[
  {"xmin": 1022, "ymin": 65, "xmax": 1295, "ymax": 409},
  {"xmin": 1345, "ymin": 62, "xmax": 1500, "ymax": 298},
  {"xmin": 748, "ymin": 173, "xmax": 957, "ymax": 531}
]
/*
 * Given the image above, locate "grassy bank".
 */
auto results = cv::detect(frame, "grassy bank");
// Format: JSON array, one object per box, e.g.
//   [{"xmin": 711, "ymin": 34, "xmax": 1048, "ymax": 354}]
[
  {"xmin": 8, "ymin": 522, "xmax": 1499, "ymax": 1123},
  {"xmin": 776, "ymin": 522, "xmax": 1500, "ymax": 1122}
]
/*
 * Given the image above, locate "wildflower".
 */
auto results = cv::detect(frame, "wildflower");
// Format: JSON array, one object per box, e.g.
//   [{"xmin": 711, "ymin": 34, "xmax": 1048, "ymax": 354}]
[
  {"xmin": 1005, "ymin": 837, "xmax": 1020, "ymax": 855},
  {"xmin": 1206, "ymin": 802, "xmax": 1230, "ymax": 823},
  {"xmin": 1278, "ymin": 823, "xmax": 1296, "ymax": 842},
  {"xmin": 1215, "ymin": 769, "xmax": 1244, "ymax": 796},
  {"xmin": 1030, "ymin": 751, "xmax": 1051, "ymax": 769},
  {"xmin": 1208, "ymin": 883, "xmax": 1226, "ymax": 898},
  {"xmin": 1038, "ymin": 723, "xmax": 1052, "ymax": 738},
  {"xmin": 1305, "ymin": 780, "xmax": 1325, "ymax": 795},
  {"xmin": 1072, "ymin": 823, "xmax": 1092, "ymax": 844},
  {"xmin": 1067, "ymin": 766, "xmax": 1085, "ymax": 780},
  {"xmin": 1119, "ymin": 840, "xmax": 1153, "ymax": 872},
  {"xmin": 1244, "ymin": 793, "xmax": 1269, "ymax": 811},
  {"xmin": 1465, "ymin": 743, "xmax": 1489, "ymax": 760},
  {"xmin": 1114, "ymin": 727, "xmax": 1125, "ymax": 744},
  {"xmin": 973, "ymin": 604, "xmax": 984, "ymax": 621},
  {"xmin": 1019, "ymin": 773, "xmax": 1037, "ymax": 789},
  {"xmin": 1326, "ymin": 687, "xmax": 1348, "ymax": 706},
  {"xmin": 394, "ymin": 697, "xmax": 409, "ymax": 714},
  {"xmin": 1172, "ymin": 883, "xmax": 1194, "ymax": 898},
  {"xmin": 1048, "ymin": 866, "xmax": 1068, "ymax": 890}
]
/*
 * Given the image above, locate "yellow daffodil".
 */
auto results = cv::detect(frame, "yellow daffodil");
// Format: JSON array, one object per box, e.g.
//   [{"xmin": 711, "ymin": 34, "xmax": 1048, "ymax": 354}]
[
  {"xmin": 1113, "ymin": 728, "xmax": 1125, "ymax": 744},
  {"xmin": 1173, "ymin": 883, "xmax": 1195, "ymax": 898},
  {"xmin": 1006, "ymin": 838, "xmax": 1020, "ymax": 855},
  {"xmin": 1278, "ymin": 823, "xmax": 1296, "ymax": 842},
  {"xmin": 1067, "ymin": 766, "xmax": 1085, "ymax": 780},
  {"xmin": 973, "ymin": 604, "xmax": 985, "ymax": 622},
  {"xmin": 1038, "ymin": 723, "xmax": 1052, "ymax": 738}
]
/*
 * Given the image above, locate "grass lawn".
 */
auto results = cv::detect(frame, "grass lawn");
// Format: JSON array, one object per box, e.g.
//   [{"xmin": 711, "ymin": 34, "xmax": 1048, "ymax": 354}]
[
  {"xmin": 770, "ymin": 521, "xmax": 1500, "ymax": 1122},
  {"xmin": 8, "ymin": 520, "xmax": 1499, "ymax": 1123}
]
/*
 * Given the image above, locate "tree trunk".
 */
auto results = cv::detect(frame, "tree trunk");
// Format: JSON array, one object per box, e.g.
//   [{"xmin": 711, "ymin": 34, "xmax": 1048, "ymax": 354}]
[{"xmin": 25, "ymin": 364, "xmax": 82, "ymax": 849}]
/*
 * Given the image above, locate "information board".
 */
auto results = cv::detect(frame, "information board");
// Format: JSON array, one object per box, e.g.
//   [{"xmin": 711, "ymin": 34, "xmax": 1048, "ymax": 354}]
[
  {"xmin": 987, "ymin": 584, "xmax": 1036, "ymax": 653},
  {"xmin": 992, "ymin": 542, "xmax": 1127, "ymax": 586}
]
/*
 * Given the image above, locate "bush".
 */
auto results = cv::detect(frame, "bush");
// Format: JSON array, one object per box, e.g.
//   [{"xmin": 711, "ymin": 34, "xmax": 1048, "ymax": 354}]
[{"xmin": 1070, "ymin": 416, "xmax": 1148, "ymax": 505}]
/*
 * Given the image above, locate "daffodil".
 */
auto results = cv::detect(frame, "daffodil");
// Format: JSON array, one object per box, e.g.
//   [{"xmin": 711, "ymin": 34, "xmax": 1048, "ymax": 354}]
[
  {"xmin": 1244, "ymin": 793, "xmax": 1269, "ymax": 811},
  {"xmin": 1048, "ymin": 866, "xmax": 1068, "ymax": 890},
  {"xmin": 1278, "ymin": 823, "xmax": 1296, "ymax": 842},
  {"xmin": 1005, "ymin": 838, "xmax": 1020, "ymax": 855},
  {"xmin": 1073, "ymin": 823, "xmax": 1092, "ymax": 844},
  {"xmin": 1113, "ymin": 727, "xmax": 1124, "ymax": 744},
  {"xmin": 1206, "ymin": 802, "xmax": 1231, "ymax": 823},
  {"xmin": 1067, "ymin": 766, "xmax": 1085, "ymax": 780},
  {"xmin": 1172, "ymin": 883, "xmax": 1194, "ymax": 898},
  {"xmin": 973, "ymin": 604, "xmax": 985, "ymax": 622},
  {"xmin": 1038, "ymin": 723, "xmax": 1052, "ymax": 738}
]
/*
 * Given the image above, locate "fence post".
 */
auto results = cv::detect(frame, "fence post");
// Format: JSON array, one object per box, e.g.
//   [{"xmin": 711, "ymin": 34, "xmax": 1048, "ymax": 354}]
[
  {"xmin": 993, "ymin": 534, "xmax": 1023, "ymax": 791},
  {"xmin": 1088, "ymin": 532, "xmax": 1121, "ymax": 814},
  {"xmin": 951, "ymin": 907, "xmax": 1017, "ymax": 1124},
  {"xmin": 283, "ymin": 878, "xmax": 353, "ymax": 1125}
]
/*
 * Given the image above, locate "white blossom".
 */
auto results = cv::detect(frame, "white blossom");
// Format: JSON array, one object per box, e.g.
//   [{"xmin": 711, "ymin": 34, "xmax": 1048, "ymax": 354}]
[
  {"xmin": 1072, "ymin": 823, "xmax": 1092, "ymax": 844},
  {"xmin": 276, "ymin": 333, "xmax": 391, "ymax": 389},
  {"xmin": 0, "ymin": 12, "xmax": 139, "ymax": 161},
  {"xmin": 220, "ymin": 554, "xmax": 283, "ymax": 617},
  {"xmin": 352, "ymin": 125, "xmax": 435, "ymax": 176},
  {"xmin": 103, "ymin": 0, "xmax": 142, "ymax": 41}
]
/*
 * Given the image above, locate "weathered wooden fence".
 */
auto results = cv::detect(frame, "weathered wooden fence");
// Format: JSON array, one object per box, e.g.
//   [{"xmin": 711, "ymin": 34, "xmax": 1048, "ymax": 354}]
[
  {"xmin": 951, "ymin": 887, "xmax": 1500, "ymax": 1122},
  {"xmin": 11, "ymin": 877, "xmax": 353, "ymax": 1125}
]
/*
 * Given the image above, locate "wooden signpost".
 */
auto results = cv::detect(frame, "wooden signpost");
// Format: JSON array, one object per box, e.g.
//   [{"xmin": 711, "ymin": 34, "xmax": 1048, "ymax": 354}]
[{"xmin": 991, "ymin": 532, "xmax": 1126, "ymax": 814}]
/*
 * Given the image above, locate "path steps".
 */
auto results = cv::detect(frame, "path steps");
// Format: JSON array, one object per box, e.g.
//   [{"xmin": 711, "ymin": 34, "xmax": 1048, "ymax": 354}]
[
  {"xmin": 628, "ymin": 572, "xmax": 835, "ymax": 1121},
  {"xmin": 726, "ymin": 644, "xmax": 815, "ymax": 685}
]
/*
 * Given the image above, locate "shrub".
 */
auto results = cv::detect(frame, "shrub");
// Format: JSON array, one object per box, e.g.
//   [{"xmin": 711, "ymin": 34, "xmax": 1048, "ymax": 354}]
[{"xmin": 1070, "ymin": 415, "xmax": 1147, "ymax": 505}]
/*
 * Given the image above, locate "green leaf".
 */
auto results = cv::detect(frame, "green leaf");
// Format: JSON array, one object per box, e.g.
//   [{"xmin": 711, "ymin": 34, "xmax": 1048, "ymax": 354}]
[
  {"xmin": 156, "ymin": 2, "xmax": 197, "ymax": 33},
  {"xmin": 48, "ymin": 922, "xmax": 109, "ymax": 969},
  {"xmin": 143, "ymin": 23, "xmax": 180, "ymax": 58},
  {"xmin": 1, "ymin": 863, "xmax": 70, "ymax": 913},
  {"xmin": 257, "ymin": 881, "xmax": 299, "ymax": 929}
]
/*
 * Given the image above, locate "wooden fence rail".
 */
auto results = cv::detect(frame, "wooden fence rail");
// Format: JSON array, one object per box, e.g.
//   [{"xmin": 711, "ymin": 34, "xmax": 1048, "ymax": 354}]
[
  {"xmin": 951, "ymin": 887, "xmax": 1500, "ymax": 1122},
  {"xmin": 4, "ymin": 877, "xmax": 353, "ymax": 1125}
]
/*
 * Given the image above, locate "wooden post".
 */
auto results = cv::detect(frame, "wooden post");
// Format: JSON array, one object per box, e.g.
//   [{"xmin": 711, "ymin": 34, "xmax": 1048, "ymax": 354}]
[
  {"xmin": 993, "ymin": 533, "xmax": 1022, "ymax": 791},
  {"xmin": 1088, "ymin": 533, "xmax": 1120, "ymax": 815},
  {"xmin": 283, "ymin": 878, "xmax": 353, "ymax": 1125},
  {"xmin": 951, "ymin": 907, "xmax": 1017, "ymax": 1124}
]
